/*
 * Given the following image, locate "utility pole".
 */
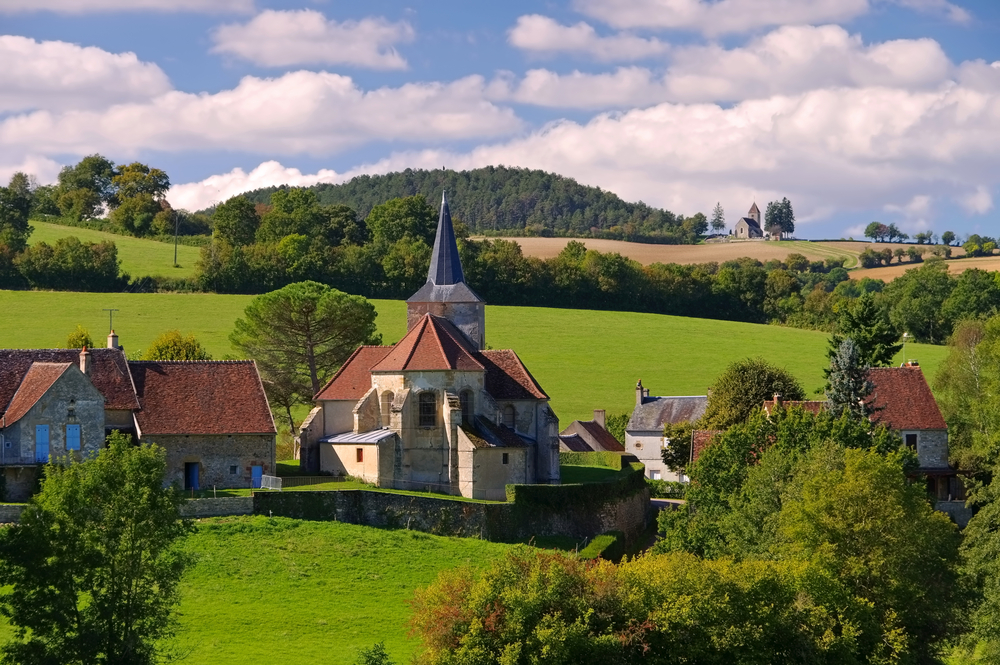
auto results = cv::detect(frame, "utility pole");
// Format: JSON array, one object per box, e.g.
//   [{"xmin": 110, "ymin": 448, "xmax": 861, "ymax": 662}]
[
  {"xmin": 102, "ymin": 308, "xmax": 120, "ymax": 333},
  {"xmin": 173, "ymin": 210, "xmax": 179, "ymax": 267}
]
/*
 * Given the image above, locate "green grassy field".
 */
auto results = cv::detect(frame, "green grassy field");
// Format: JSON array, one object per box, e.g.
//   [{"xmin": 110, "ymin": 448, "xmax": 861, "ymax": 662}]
[
  {"xmin": 0, "ymin": 290, "xmax": 947, "ymax": 423},
  {"xmin": 0, "ymin": 516, "xmax": 510, "ymax": 664},
  {"xmin": 29, "ymin": 221, "xmax": 201, "ymax": 279}
]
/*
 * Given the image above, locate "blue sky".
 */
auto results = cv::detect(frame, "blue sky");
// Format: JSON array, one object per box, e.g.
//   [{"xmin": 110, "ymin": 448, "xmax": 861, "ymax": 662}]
[{"xmin": 3, "ymin": 0, "xmax": 1000, "ymax": 239}]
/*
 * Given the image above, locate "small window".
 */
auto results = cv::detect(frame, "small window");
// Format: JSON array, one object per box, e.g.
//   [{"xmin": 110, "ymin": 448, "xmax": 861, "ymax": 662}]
[
  {"xmin": 651, "ymin": 470, "xmax": 662, "ymax": 480},
  {"xmin": 65, "ymin": 424, "xmax": 81, "ymax": 451},
  {"xmin": 356, "ymin": 448, "xmax": 364, "ymax": 463},
  {"xmin": 229, "ymin": 465, "xmax": 238, "ymax": 475},
  {"xmin": 502, "ymin": 453, "xmax": 509, "ymax": 465},
  {"xmin": 905, "ymin": 433, "xmax": 918, "ymax": 449},
  {"xmin": 502, "ymin": 405, "xmax": 515, "ymax": 429},
  {"xmin": 419, "ymin": 392, "xmax": 437, "ymax": 428}
]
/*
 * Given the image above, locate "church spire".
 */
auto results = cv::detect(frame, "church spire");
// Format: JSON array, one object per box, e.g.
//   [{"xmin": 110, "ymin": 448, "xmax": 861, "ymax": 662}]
[{"xmin": 427, "ymin": 191, "xmax": 464, "ymax": 286}]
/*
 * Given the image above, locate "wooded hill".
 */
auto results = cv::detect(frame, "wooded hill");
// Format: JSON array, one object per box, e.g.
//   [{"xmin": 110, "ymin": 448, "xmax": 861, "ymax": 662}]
[{"xmin": 237, "ymin": 166, "xmax": 697, "ymax": 243}]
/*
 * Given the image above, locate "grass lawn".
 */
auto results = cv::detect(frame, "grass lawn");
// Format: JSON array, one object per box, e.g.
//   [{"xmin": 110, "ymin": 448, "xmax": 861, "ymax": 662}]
[
  {"xmin": 0, "ymin": 291, "xmax": 948, "ymax": 422},
  {"xmin": 29, "ymin": 221, "xmax": 202, "ymax": 279}
]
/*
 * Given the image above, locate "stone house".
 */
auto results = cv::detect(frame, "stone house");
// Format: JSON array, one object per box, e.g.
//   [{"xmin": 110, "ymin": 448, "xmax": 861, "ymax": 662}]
[
  {"xmin": 0, "ymin": 337, "xmax": 276, "ymax": 500},
  {"xmin": 299, "ymin": 193, "xmax": 560, "ymax": 501},
  {"xmin": 625, "ymin": 380, "xmax": 707, "ymax": 481},
  {"xmin": 734, "ymin": 202, "xmax": 764, "ymax": 239},
  {"xmin": 559, "ymin": 410, "xmax": 625, "ymax": 453}
]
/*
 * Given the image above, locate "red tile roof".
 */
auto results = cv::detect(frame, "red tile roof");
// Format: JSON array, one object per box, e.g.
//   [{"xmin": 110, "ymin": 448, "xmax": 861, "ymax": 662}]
[
  {"xmin": 560, "ymin": 419, "xmax": 625, "ymax": 452},
  {"xmin": 478, "ymin": 349, "xmax": 548, "ymax": 400},
  {"xmin": 559, "ymin": 433, "xmax": 592, "ymax": 452},
  {"xmin": 691, "ymin": 430, "xmax": 723, "ymax": 463},
  {"xmin": 868, "ymin": 366, "xmax": 946, "ymax": 431},
  {"xmin": 0, "ymin": 349, "xmax": 138, "ymax": 412},
  {"xmin": 762, "ymin": 400, "xmax": 827, "ymax": 416},
  {"xmin": 2, "ymin": 363, "xmax": 72, "ymax": 425},
  {"xmin": 372, "ymin": 314, "xmax": 483, "ymax": 372},
  {"xmin": 314, "ymin": 346, "xmax": 392, "ymax": 401},
  {"xmin": 129, "ymin": 361, "xmax": 275, "ymax": 436}
]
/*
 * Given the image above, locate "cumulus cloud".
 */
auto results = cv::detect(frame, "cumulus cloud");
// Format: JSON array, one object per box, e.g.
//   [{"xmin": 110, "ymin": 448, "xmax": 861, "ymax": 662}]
[
  {"xmin": 0, "ymin": 0, "xmax": 252, "ymax": 13},
  {"xmin": 501, "ymin": 26, "xmax": 955, "ymax": 109},
  {"xmin": 168, "ymin": 161, "xmax": 350, "ymax": 211},
  {"xmin": 211, "ymin": 10, "xmax": 414, "ymax": 69},
  {"xmin": 0, "ymin": 36, "xmax": 172, "ymax": 113},
  {"xmin": 508, "ymin": 15, "xmax": 669, "ymax": 61},
  {"xmin": 572, "ymin": 0, "xmax": 969, "ymax": 35},
  {"xmin": 0, "ymin": 155, "xmax": 62, "ymax": 186},
  {"xmin": 0, "ymin": 71, "xmax": 522, "ymax": 157},
  {"xmin": 959, "ymin": 186, "xmax": 994, "ymax": 215}
]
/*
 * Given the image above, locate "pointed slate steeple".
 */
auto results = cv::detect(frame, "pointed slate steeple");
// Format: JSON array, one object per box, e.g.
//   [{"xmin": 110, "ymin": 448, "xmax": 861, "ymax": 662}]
[
  {"xmin": 406, "ymin": 191, "xmax": 485, "ymax": 349},
  {"xmin": 428, "ymin": 191, "xmax": 464, "ymax": 286}
]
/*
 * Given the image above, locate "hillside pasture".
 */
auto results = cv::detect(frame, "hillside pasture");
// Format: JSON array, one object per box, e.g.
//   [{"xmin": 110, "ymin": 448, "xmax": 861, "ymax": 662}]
[
  {"xmin": 0, "ymin": 291, "xmax": 947, "ymax": 423},
  {"xmin": 488, "ymin": 237, "xmax": 962, "ymax": 270},
  {"xmin": 29, "ymin": 221, "xmax": 201, "ymax": 279}
]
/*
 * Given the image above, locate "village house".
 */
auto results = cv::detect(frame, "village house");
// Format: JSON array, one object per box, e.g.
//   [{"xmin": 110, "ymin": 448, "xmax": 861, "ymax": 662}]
[
  {"xmin": 298, "ymin": 193, "xmax": 561, "ymax": 501},
  {"xmin": 626, "ymin": 380, "xmax": 707, "ymax": 481},
  {"xmin": 559, "ymin": 409, "xmax": 625, "ymax": 453},
  {"xmin": 0, "ymin": 334, "xmax": 276, "ymax": 500}
]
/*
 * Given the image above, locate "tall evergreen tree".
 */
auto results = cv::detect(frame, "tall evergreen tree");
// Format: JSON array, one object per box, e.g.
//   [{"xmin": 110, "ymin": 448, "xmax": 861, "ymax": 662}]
[
  {"xmin": 826, "ymin": 292, "xmax": 901, "ymax": 369},
  {"xmin": 710, "ymin": 202, "xmax": 725, "ymax": 233},
  {"xmin": 825, "ymin": 338, "xmax": 875, "ymax": 420}
]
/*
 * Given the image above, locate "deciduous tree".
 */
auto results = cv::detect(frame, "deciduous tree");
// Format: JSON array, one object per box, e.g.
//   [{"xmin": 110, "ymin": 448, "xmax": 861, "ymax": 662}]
[
  {"xmin": 701, "ymin": 357, "xmax": 805, "ymax": 429},
  {"xmin": 144, "ymin": 330, "xmax": 212, "ymax": 361},
  {"xmin": 66, "ymin": 325, "xmax": 93, "ymax": 349}
]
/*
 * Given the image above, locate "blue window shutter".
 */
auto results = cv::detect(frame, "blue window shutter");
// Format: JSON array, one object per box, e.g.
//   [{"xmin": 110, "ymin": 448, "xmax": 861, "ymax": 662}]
[
  {"xmin": 66, "ymin": 424, "xmax": 81, "ymax": 451},
  {"xmin": 35, "ymin": 425, "xmax": 49, "ymax": 463}
]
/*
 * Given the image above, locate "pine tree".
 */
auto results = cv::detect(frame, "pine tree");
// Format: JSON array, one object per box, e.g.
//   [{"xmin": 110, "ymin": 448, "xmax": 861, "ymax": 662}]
[
  {"xmin": 710, "ymin": 202, "xmax": 725, "ymax": 233},
  {"xmin": 826, "ymin": 292, "xmax": 902, "ymax": 370},
  {"xmin": 826, "ymin": 338, "xmax": 875, "ymax": 420}
]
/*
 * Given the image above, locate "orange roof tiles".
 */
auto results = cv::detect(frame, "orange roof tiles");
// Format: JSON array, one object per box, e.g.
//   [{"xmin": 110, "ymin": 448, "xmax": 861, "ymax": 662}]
[
  {"xmin": 763, "ymin": 400, "xmax": 827, "ymax": 416},
  {"xmin": 129, "ymin": 361, "xmax": 275, "ymax": 436},
  {"xmin": 0, "ymin": 349, "xmax": 138, "ymax": 412},
  {"xmin": 478, "ymin": 350, "xmax": 548, "ymax": 400},
  {"xmin": 869, "ymin": 366, "xmax": 946, "ymax": 431},
  {"xmin": 314, "ymin": 346, "xmax": 392, "ymax": 401},
  {"xmin": 2, "ymin": 363, "xmax": 72, "ymax": 425},
  {"xmin": 691, "ymin": 430, "xmax": 723, "ymax": 463},
  {"xmin": 372, "ymin": 315, "xmax": 483, "ymax": 372}
]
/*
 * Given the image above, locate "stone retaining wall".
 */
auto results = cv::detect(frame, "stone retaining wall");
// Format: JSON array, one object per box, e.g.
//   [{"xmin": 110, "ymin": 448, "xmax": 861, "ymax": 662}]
[
  {"xmin": 0, "ymin": 504, "xmax": 25, "ymax": 523},
  {"xmin": 180, "ymin": 497, "xmax": 254, "ymax": 518}
]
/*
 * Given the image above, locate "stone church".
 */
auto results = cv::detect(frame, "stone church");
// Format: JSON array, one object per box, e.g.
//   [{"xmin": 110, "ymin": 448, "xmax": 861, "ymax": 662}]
[
  {"xmin": 299, "ymin": 193, "xmax": 561, "ymax": 500},
  {"xmin": 734, "ymin": 202, "xmax": 764, "ymax": 239}
]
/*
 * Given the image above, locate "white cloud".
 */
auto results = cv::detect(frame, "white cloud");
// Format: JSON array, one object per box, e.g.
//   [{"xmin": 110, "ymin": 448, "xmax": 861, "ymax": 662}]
[
  {"xmin": 0, "ymin": 155, "xmax": 61, "ymax": 186},
  {"xmin": 0, "ymin": 0, "xmax": 252, "ymax": 13},
  {"xmin": 572, "ymin": 0, "xmax": 969, "ymax": 35},
  {"xmin": 959, "ymin": 186, "xmax": 993, "ymax": 215},
  {"xmin": 0, "ymin": 71, "xmax": 522, "ymax": 158},
  {"xmin": 168, "ymin": 161, "xmax": 349, "ymax": 211},
  {"xmin": 508, "ymin": 15, "xmax": 669, "ymax": 61},
  {"xmin": 501, "ymin": 26, "xmax": 954, "ymax": 109},
  {"xmin": 0, "ymin": 36, "xmax": 172, "ymax": 113},
  {"xmin": 211, "ymin": 10, "xmax": 414, "ymax": 69}
]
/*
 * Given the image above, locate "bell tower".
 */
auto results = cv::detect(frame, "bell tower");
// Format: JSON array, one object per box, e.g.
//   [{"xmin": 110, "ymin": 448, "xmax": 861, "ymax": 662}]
[{"xmin": 406, "ymin": 192, "xmax": 486, "ymax": 350}]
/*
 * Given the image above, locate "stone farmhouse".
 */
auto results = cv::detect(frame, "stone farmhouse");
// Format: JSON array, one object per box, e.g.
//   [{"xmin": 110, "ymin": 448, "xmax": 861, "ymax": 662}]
[
  {"xmin": 0, "ymin": 337, "xmax": 276, "ymax": 500},
  {"xmin": 626, "ymin": 380, "xmax": 707, "ymax": 482},
  {"xmin": 733, "ymin": 202, "xmax": 764, "ymax": 239},
  {"xmin": 299, "ymin": 193, "xmax": 560, "ymax": 501}
]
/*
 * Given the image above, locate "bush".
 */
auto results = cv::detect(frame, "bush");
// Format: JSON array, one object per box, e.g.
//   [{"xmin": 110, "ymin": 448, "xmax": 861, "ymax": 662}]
[
  {"xmin": 66, "ymin": 325, "xmax": 92, "ymax": 349},
  {"xmin": 578, "ymin": 530, "xmax": 625, "ymax": 561},
  {"xmin": 647, "ymin": 479, "xmax": 686, "ymax": 499},
  {"xmin": 558, "ymin": 451, "xmax": 623, "ymax": 470},
  {"xmin": 15, "ymin": 237, "xmax": 125, "ymax": 291}
]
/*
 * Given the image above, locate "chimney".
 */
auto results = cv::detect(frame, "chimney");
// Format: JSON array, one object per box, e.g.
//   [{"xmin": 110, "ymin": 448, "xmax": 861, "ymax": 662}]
[
  {"xmin": 636, "ymin": 380, "xmax": 644, "ymax": 407},
  {"xmin": 773, "ymin": 393, "xmax": 782, "ymax": 406},
  {"xmin": 107, "ymin": 329, "xmax": 119, "ymax": 349},
  {"xmin": 79, "ymin": 346, "xmax": 91, "ymax": 376},
  {"xmin": 593, "ymin": 409, "xmax": 606, "ymax": 428}
]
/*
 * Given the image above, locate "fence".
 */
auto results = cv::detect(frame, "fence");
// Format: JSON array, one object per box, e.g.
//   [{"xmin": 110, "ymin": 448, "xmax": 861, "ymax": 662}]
[{"xmin": 259, "ymin": 475, "xmax": 349, "ymax": 491}]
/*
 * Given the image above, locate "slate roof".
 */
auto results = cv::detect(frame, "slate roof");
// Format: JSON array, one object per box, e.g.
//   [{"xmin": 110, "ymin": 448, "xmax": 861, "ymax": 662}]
[
  {"xmin": 0, "ymin": 348, "xmax": 139, "ymax": 413},
  {"xmin": 129, "ymin": 361, "xmax": 275, "ymax": 436},
  {"xmin": 314, "ymin": 346, "xmax": 392, "ymax": 401},
  {"xmin": 869, "ymin": 366, "xmax": 947, "ymax": 430},
  {"xmin": 407, "ymin": 192, "xmax": 484, "ymax": 304},
  {"xmin": 737, "ymin": 217, "xmax": 762, "ymax": 232},
  {"xmin": 560, "ymin": 419, "xmax": 625, "ymax": 452},
  {"xmin": 559, "ymin": 433, "xmax": 592, "ymax": 452},
  {"xmin": 475, "ymin": 416, "xmax": 528, "ymax": 448},
  {"xmin": 2, "ymin": 363, "xmax": 72, "ymax": 425},
  {"xmin": 372, "ymin": 314, "xmax": 484, "ymax": 372},
  {"xmin": 748, "ymin": 202, "xmax": 760, "ymax": 216},
  {"xmin": 627, "ymin": 396, "xmax": 708, "ymax": 432}
]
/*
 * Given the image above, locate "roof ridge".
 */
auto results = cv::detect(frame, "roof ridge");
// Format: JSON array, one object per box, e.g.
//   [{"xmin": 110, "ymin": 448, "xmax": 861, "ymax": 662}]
[{"xmin": 129, "ymin": 360, "xmax": 254, "ymax": 364}]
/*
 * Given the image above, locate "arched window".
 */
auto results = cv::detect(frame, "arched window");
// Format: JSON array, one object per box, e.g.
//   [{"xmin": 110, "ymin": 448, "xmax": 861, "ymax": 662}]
[
  {"xmin": 418, "ymin": 392, "xmax": 437, "ymax": 428},
  {"xmin": 502, "ymin": 405, "xmax": 516, "ymax": 430},
  {"xmin": 460, "ymin": 391, "xmax": 473, "ymax": 426},
  {"xmin": 380, "ymin": 391, "xmax": 394, "ymax": 426}
]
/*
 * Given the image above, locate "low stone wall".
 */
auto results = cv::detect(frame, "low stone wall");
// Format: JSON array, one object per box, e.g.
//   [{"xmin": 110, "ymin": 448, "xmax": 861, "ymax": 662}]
[
  {"xmin": 253, "ymin": 485, "xmax": 650, "ymax": 543},
  {"xmin": 180, "ymin": 497, "xmax": 254, "ymax": 519},
  {"xmin": 936, "ymin": 500, "xmax": 973, "ymax": 528},
  {"xmin": 0, "ymin": 504, "xmax": 25, "ymax": 523}
]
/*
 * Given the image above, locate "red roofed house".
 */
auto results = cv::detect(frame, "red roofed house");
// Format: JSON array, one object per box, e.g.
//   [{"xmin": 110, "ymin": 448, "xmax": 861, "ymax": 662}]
[
  {"xmin": 0, "ymin": 332, "xmax": 276, "ymax": 500},
  {"xmin": 299, "ymin": 193, "xmax": 560, "ymax": 500},
  {"xmin": 559, "ymin": 410, "xmax": 625, "ymax": 454}
]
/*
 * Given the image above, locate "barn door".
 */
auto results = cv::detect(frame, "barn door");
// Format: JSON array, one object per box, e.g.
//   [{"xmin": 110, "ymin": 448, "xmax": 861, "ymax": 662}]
[
  {"xmin": 184, "ymin": 462, "xmax": 200, "ymax": 491},
  {"xmin": 35, "ymin": 425, "xmax": 49, "ymax": 463},
  {"xmin": 251, "ymin": 465, "xmax": 263, "ymax": 489}
]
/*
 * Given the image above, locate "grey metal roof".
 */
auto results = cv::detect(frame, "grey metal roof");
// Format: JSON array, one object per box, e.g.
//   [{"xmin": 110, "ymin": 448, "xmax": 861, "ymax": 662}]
[
  {"xmin": 627, "ymin": 395, "xmax": 708, "ymax": 432},
  {"xmin": 407, "ymin": 191, "xmax": 484, "ymax": 304},
  {"xmin": 320, "ymin": 429, "xmax": 396, "ymax": 444}
]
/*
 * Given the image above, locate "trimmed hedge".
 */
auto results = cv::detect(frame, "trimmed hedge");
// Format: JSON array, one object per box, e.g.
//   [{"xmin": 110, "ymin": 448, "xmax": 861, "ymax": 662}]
[
  {"xmin": 578, "ymin": 530, "xmax": 625, "ymax": 562},
  {"xmin": 505, "ymin": 462, "xmax": 646, "ymax": 510},
  {"xmin": 558, "ymin": 451, "xmax": 623, "ymax": 470}
]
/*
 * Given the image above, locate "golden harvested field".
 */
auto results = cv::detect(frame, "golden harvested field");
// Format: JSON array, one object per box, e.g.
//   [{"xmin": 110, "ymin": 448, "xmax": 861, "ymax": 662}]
[
  {"xmin": 851, "ymin": 255, "xmax": 1000, "ymax": 281},
  {"xmin": 484, "ymin": 238, "xmax": 956, "ymax": 270}
]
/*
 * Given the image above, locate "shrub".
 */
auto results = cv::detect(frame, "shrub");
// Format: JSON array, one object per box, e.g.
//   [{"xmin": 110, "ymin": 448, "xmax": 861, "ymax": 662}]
[{"xmin": 66, "ymin": 325, "xmax": 92, "ymax": 349}]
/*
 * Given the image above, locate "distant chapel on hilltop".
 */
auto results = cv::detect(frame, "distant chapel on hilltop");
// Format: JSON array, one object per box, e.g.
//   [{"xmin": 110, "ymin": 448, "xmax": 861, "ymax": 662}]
[
  {"xmin": 298, "ymin": 193, "xmax": 561, "ymax": 500},
  {"xmin": 734, "ymin": 202, "xmax": 764, "ymax": 239}
]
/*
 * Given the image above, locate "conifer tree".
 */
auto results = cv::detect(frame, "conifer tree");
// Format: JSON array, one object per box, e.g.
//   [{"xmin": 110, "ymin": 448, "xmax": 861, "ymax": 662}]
[
  {"xmin": 710, "ymin": 202, "xmax": 725, "ymax": 233},
  {"xmin": 825, "ymin": 338, "xmax": 874, "ymax": 420},
  {"xmin": 826, "ymin": 292, "xmax": 901, "ymax": 370}
]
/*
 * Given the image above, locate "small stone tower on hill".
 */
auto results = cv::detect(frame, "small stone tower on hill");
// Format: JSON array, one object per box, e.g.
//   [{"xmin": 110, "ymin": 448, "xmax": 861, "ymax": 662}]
[
  {"xmin": 406, "ymin": 192, "xmax": 486, "ymax": 350},
  {"xmin": 748, "ymin": 202, "xmax": 761, "ymax": 225}
]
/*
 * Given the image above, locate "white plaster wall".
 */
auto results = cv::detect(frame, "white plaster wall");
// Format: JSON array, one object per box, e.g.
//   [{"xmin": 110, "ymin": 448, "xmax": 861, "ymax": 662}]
[
  {"xmin": 321, "ymin": 442, "xmax": 381, "ymax": 482},
  {"xmin": 322, "ymin": 401, "xmax": 355, "ymax": 436},
  {"xmin": 625, "ymin": 431, "xmax": 683, "ymax": 482}
]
